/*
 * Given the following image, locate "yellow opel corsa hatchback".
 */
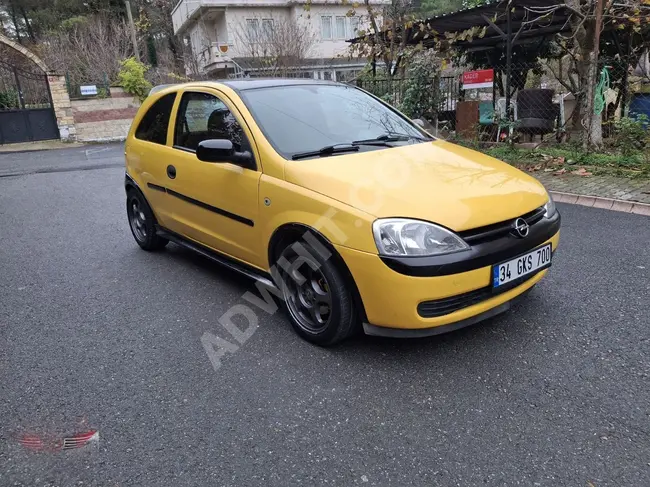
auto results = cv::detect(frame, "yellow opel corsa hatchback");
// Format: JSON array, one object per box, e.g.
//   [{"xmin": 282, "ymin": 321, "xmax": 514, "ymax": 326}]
[{"xmin": 125, "ymin": 80, "xmax": 560, "ymax": 345}]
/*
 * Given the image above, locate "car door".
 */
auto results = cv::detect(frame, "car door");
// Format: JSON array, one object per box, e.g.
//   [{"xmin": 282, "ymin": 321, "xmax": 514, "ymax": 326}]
[
  {"xmin": 126, "ymin": 92, "xmax": 178, "ymax": 227},
  {"xmin": 163, "ymin": 88, "xmax": 263, "ymax": 268}
]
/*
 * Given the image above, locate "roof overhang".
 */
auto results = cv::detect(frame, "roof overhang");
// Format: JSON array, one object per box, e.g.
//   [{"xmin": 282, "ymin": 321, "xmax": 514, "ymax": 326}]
[{"xmin": 349, "ymin": 0, "xmax": 574, "ymax": 52}]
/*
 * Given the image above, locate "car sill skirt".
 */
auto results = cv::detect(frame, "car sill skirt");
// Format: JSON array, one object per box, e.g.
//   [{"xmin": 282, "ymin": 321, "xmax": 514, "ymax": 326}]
[
  {"xmin": 156, "ymin": 226, "xmax": 278, "ymax": 291},
  {"xmin": 362, "ymin": 288, "xmax": 533, "ymax": 338}
]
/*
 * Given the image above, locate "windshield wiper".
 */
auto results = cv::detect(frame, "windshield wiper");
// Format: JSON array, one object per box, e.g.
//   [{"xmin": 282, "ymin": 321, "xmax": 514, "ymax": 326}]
[
  {"xmin": 352, "ymin": 133, "xmax": 430, "ymax": 146},
  {"xmin": 291, "ymin": 144, "xmax": 360, "ymax": 160}
]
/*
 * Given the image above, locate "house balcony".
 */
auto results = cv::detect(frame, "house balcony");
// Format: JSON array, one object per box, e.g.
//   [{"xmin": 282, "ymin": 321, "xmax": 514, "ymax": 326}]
[
  {"xmin": 172, "ymin": 0, "xmax": 291, "ymax": 35},
  {"xmin": 200, "ymin": 42, "xmax": 236, "ymax": 74}
]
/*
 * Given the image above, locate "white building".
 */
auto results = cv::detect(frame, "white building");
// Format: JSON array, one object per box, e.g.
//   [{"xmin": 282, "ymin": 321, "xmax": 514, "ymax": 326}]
[{"xmin": 171, "ymin": 0, "xmax": 390, "ymax": 80}]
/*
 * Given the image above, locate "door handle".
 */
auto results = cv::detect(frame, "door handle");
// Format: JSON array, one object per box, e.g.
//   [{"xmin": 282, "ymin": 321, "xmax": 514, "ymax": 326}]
[{"xmin": 167, "ymin": 165, "xmax": 176, "ymax": 179}]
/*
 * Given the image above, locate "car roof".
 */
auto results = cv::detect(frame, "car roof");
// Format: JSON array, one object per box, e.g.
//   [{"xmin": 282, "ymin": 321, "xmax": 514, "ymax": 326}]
[
  {"xmin": 147, "ymin": 79, "xmax": 349, "ymax": 100},
  {"xmin": 184, "ymin": 78, "xmax": 342, "ymax": 92},
  {"xmin": 221, "ymin": 78, "xmax": 342, "ymax": 91},
  {"xmin": 148, "ymin": 84, "xmax": 177, "ymax": 95}
]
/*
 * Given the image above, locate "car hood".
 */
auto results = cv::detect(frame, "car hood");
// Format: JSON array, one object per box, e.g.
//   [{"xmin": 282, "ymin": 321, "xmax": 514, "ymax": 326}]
[{"xmin": 284, "ymin": 140, "xmax": 549, "ymax": 232}]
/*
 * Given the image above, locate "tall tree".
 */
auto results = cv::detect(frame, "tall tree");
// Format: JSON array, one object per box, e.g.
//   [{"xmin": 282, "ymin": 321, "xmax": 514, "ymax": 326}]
[
  {"xmin": 419, "ymin": 0, "xmax": 464, "ymax": 17},
  {"xmin": 134, "ymin": 0, "xmax": 186, "ymax": 74}
]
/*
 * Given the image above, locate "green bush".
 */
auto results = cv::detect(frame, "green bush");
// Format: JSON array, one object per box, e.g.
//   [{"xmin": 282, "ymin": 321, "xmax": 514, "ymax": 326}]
[
  {"xmin": 117, "ymin": 57, "xmax": 153, "ymax": 102},
  {"xmin": 380, "ymin": 93, "xmax": 398, "ymax": 106},
  {"xmin": 0, "ymin": 90, "xmax": 19, "ymax": 109},
  {"xmin": 400, "ymin": 57, "xmax": 438, "ymax": 119},
  {"xmin": 612, "ymin": 115, "xmax": 649, "ymax": 155}
]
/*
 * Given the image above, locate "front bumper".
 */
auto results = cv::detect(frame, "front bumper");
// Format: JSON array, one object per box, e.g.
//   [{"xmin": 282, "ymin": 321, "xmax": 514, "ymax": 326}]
[
  {"xmin": 337, "ymin": 225, "xmax": 560, "ymax": 333},
  {"xmin": 363, "ymin": 286, "xmax": 534, "ymax": 338}
]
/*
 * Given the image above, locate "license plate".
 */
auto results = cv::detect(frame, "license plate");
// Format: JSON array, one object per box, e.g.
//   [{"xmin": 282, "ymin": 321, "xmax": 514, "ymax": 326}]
[{"xmin": 492, "ymin": 244, "xmax": 552, "ymax": 288}]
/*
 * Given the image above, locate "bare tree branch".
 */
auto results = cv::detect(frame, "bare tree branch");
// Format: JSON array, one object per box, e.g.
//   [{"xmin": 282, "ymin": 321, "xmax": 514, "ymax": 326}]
[{"xmin": 234, "ymin": 14, "xmax": 317, "ymax": 77}]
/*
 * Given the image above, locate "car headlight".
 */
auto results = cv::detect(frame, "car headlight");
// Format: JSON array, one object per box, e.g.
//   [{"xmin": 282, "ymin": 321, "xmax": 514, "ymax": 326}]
[
  {"xmin": 372, "ymin": 218, "xmax": 470, "ymax": 257},
  {"xmin": 544, "ymin": 193, "xmax": 557, "ymax": 218}
]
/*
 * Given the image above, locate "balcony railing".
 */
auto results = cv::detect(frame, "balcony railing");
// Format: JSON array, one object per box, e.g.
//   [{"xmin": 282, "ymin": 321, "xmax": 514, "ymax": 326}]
[{"xmin": 199, "ymin": 42, "xmax": 234, "ymax": 72}]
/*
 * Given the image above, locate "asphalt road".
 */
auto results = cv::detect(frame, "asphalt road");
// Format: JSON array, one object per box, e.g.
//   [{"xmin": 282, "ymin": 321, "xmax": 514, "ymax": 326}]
[{"xmin": 1, "ymin": 144, "xmax": 649, "ymax": 486}]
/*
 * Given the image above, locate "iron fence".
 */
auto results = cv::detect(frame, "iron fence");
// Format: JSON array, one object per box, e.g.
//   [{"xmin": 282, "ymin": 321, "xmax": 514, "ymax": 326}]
[
  {"xmin": 352, "ymin": 57, "xmax": 649, "ymax": 143},
  {"xmin": 451, "ymin": 59, "xmax": 649, "ymax": 142},
  {"xmin": 0, "ymin": 61, "xmax": 51, "ymax": 109},
  {"xmin": 66, "ymin": 73, "xmax": 112, "ymax": 100}
]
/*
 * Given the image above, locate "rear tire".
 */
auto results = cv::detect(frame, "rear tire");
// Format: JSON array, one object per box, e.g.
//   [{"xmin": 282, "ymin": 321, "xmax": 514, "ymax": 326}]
[
  {"xmin": 277, "ymin": 239, "xmax": 358, "ymax": 346},
  {"xmin": 126, "ymin": 189, "xmax": 168, "ymax": 251}
]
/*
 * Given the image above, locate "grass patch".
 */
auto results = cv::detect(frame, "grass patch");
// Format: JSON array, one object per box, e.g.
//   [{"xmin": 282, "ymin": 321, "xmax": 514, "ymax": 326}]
[
  {"xmin": 483, "ymin": 145, "xmax": 645, "ymax": 168},
  {"xmin": 448, "ymin": 138, "xmax": 650, "ymax": 178},
  {"xmin": 469, "ymin": 143, "xmax": 650, "ymax": 179}
]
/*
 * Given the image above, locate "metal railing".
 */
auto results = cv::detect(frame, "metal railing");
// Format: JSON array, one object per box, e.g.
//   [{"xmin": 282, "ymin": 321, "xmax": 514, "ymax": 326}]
[
  {"xmin": 351, "ymin": 58, "xmax": 649, "ymax": 142},
  {"xmin": 66, "ymin": 73, "xmax": 112, "ymax": 100}
]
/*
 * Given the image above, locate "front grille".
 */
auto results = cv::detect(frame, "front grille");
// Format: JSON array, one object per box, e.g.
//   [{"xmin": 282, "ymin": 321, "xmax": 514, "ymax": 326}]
[
  {"xmin": 460, "ymin": 206, "xmax": 546, "ymax": 245},
  {"xmin": 417, "ymin": 270, "xmax": 542, "ymax": 318}
]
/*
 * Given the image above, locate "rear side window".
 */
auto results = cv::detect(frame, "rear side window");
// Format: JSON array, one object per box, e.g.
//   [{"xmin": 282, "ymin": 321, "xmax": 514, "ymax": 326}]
[{"xmin": 135, "ymin": 93, "xmax": 176, "ymax": 145}]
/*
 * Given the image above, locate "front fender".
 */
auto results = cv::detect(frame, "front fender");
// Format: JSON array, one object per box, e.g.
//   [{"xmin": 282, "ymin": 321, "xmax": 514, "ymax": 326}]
[{"xmin": 258, "ymin": 176, "xmax": 377, "ymax": 269}]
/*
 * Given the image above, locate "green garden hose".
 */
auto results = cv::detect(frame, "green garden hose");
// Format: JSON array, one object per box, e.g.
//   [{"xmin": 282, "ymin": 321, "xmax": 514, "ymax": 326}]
[{"xmin": 594, "ymin": 66, "xmax": 610, "ymax": 116}]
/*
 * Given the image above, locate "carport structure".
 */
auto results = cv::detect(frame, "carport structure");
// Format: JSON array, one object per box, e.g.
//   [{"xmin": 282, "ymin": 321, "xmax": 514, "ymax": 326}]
[
  {"xmin": 352, "ymin": 0, "xmax": 649, "ymax": 138},
  {"xmin": 352, "ymin": 0, "xmax": 575, "ymax": 113},
  {"xmin": 410, "ymin": 0, "xmax": 575, "ymax": 110}
]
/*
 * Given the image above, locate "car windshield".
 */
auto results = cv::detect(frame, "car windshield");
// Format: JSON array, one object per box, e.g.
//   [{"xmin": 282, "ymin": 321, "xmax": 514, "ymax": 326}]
[{"xmin": 238, "ymin": 84, "xmax": 433, "ymax": 159}]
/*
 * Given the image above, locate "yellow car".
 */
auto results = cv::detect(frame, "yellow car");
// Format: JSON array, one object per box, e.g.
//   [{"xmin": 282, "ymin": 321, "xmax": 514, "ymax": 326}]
[{"xmin": 125, "ymin": 80, "xmax": 560, "ymax": 345}]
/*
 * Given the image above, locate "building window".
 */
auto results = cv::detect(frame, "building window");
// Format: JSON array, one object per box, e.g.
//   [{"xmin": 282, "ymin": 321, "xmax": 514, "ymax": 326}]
[
  {"xmin": 349, "ymin": 17, "xmax": 360, "ymax": 37},
  {"xmin": 262, "ymin": 19, "xmax": 274, "ymax": 38},
  {"xmin": 321, "ymin": 16, "xmax": 332, "ymax": 40},
  {"xmin": 335, "ymin": 16, "xmax": 346, "ymax": 39},
  {"xmin": 323, "ymin": 71, "xmax": 332, "ymax": 81},
  {"xmin": 246, "ymin": 19, "xmax": 260, "ymax": 41}
]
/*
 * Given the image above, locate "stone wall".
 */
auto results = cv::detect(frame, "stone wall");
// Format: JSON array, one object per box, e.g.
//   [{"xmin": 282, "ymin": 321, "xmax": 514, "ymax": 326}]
[
  {"xmin": 48, "ymin": 74, "xmax": 76, "ymax": 141},
  {"xmin": 71, "ymin": 88, "xmax": 141, "ymax": 142}
]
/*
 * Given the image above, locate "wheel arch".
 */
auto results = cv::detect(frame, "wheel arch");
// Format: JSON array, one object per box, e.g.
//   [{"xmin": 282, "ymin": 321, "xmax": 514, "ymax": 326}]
[
  {"xmin": 124, "ymin": 173, "xmax": 140, "ymax": 193},
  {"xmin": 268, "ymin": 223, "xmax": 368, "ymax": 323},
  {"xmin": 124, "ymin": 173, "xmax": 160, "ymax": 225}
]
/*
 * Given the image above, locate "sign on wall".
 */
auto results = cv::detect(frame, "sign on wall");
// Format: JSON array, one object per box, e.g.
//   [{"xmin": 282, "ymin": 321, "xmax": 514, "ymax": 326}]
[
  {"xmin": 80, "ymin": 85, "xmax": 98, "ymax": 96},
  {"xmin": 462, "ymin": 69, "xmax": 494, "ymax": 90}
]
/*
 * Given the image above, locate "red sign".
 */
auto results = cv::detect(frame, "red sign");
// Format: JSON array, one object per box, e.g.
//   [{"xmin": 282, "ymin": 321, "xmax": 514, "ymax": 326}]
[{"xmin": 462, "ymin": 69, "xmax": 494, "ymax": 89}]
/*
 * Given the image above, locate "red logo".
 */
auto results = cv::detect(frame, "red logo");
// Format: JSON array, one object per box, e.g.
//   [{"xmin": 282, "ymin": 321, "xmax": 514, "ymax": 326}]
[{"xmin": 18, "ymin": 430, "xmax": 99, "ymax": 452}]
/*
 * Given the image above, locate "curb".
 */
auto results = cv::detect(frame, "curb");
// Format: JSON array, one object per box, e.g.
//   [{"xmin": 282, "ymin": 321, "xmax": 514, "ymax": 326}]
[
  {"xmin": 550, "ymin": 191, "xmax": 650, "ymax": 216},
  {"xmin": 81, "ymin": 137, "xmax": 126, "ymax": 144},
  {"xmin": 0, "ymin": 142, "xmax": 85, "ymax": 154}
]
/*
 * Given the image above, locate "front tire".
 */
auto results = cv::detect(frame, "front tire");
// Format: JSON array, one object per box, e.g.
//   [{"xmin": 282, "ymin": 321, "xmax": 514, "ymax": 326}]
[
  {"xmin": 126, "ymin": 189, "xmax": 168, "ymax": 251},
  {"xmin": 277, "ymin": 240, "xmax": 358, "ymax": 346}
]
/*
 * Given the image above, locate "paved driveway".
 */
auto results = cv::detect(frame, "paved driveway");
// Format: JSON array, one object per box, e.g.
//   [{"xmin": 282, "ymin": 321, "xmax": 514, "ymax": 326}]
[{"xmin": 1, "ymin": 145, "xmax": 649, "ymax": 486}]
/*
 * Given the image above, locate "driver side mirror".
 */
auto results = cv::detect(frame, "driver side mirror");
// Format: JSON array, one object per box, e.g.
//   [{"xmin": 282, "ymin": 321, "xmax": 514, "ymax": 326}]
[{"xmin": 196, "ymin": 139, "xmax": 254, "ymax": 169}]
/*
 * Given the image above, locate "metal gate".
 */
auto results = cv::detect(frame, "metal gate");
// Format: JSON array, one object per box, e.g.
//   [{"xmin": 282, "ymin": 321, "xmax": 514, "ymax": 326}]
[{"xmin": 0, "ymin": 59, "xmax": 59, "ymax": 144}]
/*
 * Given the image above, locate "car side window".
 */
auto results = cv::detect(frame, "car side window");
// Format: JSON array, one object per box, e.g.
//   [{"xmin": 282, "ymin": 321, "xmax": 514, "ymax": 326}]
[
  {"xmin": 135, "ymin": 93, "xmax": 176, "ymax": 145},
  {"xmin": 174, "ymin": 92, "xmax": 252, "ymax": 154}
]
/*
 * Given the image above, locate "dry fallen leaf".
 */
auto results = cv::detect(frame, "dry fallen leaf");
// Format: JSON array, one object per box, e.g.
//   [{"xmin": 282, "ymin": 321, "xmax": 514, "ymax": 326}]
[
  {"xmin": 553, "ymin": 168, "xmax": 567, "ymax": 175},
  {"xmin": 528, "ymin": 164, "xmax": 542, "ymax": 172},
  {"xmin": 572, "ymin": 167, "xmax": 592, "ymax": 176}
]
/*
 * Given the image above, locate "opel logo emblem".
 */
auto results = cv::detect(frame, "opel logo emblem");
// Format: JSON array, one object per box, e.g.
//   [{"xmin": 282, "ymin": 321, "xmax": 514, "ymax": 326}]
[{"xmin": 512, "ymin": 218, "xmax": 530, "ymax": 238}]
